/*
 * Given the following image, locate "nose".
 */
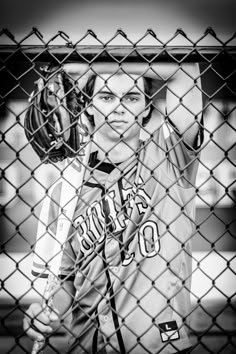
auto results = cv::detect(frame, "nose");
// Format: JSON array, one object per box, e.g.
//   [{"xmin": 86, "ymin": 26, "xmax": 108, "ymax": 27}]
[{"xmin": 113, "ymin": 99, "xmax": 125, "ymax": 114}]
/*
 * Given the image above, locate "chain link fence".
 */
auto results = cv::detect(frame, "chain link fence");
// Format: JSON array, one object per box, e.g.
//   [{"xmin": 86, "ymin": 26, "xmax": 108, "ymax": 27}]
[{"xmin": 0, "ymin": 28, "xmax": 236, "ymax": 353}]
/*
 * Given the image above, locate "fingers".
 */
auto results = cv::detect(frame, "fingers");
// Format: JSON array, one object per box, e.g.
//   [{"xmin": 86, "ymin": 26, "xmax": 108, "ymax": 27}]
[
  {"xmin": 23, "ymin": 325, "xmax": 45, "ymax": 342},
  {"xmin": 49, "ymin": 308, "xmax": 59, "ymax": 322},
  {"xmin": 23, "ymin": 303, "xmax": 59, "ymax": 341}
]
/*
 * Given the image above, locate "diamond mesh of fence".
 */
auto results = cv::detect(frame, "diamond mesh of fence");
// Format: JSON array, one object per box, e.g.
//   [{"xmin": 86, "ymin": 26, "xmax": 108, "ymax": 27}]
[{"xmin": 0, "ymin": 28, "xmax": 236, "ymax": 354}]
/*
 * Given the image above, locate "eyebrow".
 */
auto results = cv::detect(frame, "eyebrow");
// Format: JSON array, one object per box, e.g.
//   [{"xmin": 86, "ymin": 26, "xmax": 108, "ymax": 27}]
[{"xmin": 97, "ymin": 89, "xmax": 142, "ymax": 96}]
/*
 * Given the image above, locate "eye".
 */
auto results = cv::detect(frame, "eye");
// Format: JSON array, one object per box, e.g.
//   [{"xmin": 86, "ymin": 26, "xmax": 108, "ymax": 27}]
[
  {"xmin": 124, "ymin": 96, "xmax": 138, "ymax": 103},
  {"xmin": 99, "ymin": 94, "xmax": 114, "ymax": 102}
]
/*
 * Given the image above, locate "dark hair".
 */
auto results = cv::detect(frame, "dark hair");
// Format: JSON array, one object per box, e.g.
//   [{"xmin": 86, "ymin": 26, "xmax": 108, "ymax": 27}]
[{"xmin": 81, "ymin": 74, "xmax": 154, "ymax": 127}]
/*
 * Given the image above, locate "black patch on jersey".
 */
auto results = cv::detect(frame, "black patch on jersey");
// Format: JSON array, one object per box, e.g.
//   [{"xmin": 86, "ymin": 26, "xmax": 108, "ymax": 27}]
[
  {"xmin": 158, "ymin": 320, "xmax": 180, "ymax": 342},
  {"xmin": 89, "ymin": 151, "xmax": 120, "ymax": 173}
]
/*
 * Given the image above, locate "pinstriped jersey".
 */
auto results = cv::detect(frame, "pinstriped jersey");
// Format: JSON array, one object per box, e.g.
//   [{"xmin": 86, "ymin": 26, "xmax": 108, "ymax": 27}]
[{"xmin": 33, "ymin": 121, "xmax": 201, "ymax": 353}]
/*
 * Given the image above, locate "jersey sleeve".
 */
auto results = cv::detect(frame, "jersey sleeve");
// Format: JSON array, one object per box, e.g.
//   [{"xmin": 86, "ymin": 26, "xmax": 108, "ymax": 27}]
[
  {"xmin": 32, "ymin": 180, "xmax": 76, "ymax": 280},
  {"xmin": 158, "ymin": 116, "xmax": 204, "ymax": 187}
]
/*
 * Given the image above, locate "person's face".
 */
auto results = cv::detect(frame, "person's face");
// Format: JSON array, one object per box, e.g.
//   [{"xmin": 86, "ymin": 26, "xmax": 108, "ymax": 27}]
[{"xmin": 86, "ymin": 73, "xmax": 150, "ymax": 143}]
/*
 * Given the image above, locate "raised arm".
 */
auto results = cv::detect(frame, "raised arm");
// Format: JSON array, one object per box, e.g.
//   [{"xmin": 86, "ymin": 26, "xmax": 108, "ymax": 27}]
[{"xmin": 160, "ymin": 63, "xmax": 203, "ymax": 147}]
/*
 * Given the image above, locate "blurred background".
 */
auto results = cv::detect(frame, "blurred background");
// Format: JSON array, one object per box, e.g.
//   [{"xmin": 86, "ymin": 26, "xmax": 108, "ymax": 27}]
[{"xmin": 0, "ymin": 0, "xmax": 236, "ymax": 353}]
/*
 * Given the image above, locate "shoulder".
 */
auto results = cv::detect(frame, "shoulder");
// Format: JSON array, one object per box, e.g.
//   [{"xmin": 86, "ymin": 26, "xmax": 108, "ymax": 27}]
[{"xmin": 141, "ymin": 121, "xmax": 201, "ymax": 187}]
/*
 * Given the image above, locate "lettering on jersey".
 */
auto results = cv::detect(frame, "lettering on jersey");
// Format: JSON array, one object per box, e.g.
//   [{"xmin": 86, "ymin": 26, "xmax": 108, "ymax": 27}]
[
  {"xmin": 74, "ymin": 201, "xmax": 105, "ymax": 256},
  {"xmin": 105, "ymin": 190, "xmax": 128, "ymax": 233},
  {"xmin": 122, "ymin": 221, "xmax": 160, "ymax": 266},
  {"xmin": 138, "ymin": 221, "xmax": 160, "ymax": 258},
  {"xmin": 122, "ymin": 176, "xmax": 150, "ymax": 216},
  {"xmin": 122, "ymin": 177, "xmax": 160, "ymax": 266},
  {"xmin": 74, "ymin": 177, "xmax": 160, "ymax": 261}
]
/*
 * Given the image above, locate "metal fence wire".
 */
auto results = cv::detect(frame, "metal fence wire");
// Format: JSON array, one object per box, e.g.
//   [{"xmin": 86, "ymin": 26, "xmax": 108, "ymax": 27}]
[{"xmin": 0, "ymin": 28, "xmax": 236, "ymax": 354}]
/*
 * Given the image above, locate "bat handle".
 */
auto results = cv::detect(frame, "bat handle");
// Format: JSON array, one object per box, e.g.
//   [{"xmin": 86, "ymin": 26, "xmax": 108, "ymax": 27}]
[
  {"xmin": 31, "ymin": 305, "xmax": 52, "ymax": 354},
  {"xmin": 31, "ymin": 337, "xmax": 46, "ymax": 354},
  {"xmin": 31, "ymin": 275, "xmax": 58, "ymax": 354}
]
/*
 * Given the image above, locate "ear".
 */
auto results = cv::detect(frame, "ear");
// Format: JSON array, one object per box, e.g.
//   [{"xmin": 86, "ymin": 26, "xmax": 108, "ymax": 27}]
[
  {"xmin": 143, "ymin": 106, "xmax": 151, "ymax": 118},
  {"xmin": 86, "ymin": 104, "xmax": 94, "ymax": 116}
]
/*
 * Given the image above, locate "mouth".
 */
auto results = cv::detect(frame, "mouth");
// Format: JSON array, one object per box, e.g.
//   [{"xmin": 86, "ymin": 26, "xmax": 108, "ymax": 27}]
[{"xmin": 109, "ymin": 119, "xmax": 127, "ymax": 126}]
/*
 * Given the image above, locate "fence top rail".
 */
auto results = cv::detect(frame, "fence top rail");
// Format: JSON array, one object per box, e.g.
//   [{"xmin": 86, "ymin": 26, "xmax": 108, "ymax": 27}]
[{"xmin": 0, "ymin": 45, "xmax": 236, "ymax": 63}]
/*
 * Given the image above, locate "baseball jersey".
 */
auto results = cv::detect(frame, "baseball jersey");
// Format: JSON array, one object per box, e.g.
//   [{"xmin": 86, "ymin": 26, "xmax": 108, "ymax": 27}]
[{"xmin": 33, "ymin": 120, "xmax": 202, "ymax": 354}]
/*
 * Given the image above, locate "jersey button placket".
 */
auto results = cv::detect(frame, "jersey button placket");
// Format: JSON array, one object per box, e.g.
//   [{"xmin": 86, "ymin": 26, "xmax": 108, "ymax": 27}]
[
  {"xmin": 103, "ymin": 315, "xmax": 109, "ymax": 322},
  {"xmin": 113, "ymin": 266, "xmax": 119, "ymax": 273},
  {"xmin": 108, "ymin": 265, "xmax": 120, "ymax": 285}
]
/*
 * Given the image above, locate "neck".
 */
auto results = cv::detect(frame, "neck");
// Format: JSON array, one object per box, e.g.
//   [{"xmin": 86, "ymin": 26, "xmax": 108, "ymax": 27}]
[{"xmin": 96, "ymin": 138, "xmax": 139, "ymax": 164}]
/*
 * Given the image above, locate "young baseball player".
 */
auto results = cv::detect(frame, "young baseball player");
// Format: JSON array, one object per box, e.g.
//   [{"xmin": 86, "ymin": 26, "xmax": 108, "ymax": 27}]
[{"xmin": 23, "ymin": 63, "xmax": 203, "ymax": 353}]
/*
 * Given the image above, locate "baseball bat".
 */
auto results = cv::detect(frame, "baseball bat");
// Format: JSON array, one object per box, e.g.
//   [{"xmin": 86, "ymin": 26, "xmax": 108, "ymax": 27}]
[{"xmin": 31, "ymin": 138, "xmax": 91, "ymax": 354}]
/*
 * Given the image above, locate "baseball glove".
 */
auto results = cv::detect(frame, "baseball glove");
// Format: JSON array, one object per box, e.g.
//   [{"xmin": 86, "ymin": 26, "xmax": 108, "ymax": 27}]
[{"xmin": 24, "ymin": 66, "xmax": 83, "ymax": 162}]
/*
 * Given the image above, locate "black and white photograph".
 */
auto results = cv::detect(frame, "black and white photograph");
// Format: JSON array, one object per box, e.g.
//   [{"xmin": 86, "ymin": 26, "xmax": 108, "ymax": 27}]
[{"xmin": 0, "ymin": 1, "xmax": 236, "ymax": 353}]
